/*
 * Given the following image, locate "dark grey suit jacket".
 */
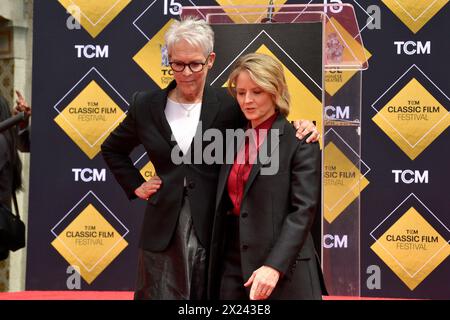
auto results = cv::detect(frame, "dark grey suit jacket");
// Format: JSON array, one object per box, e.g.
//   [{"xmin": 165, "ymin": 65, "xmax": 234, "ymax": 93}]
[{"xmin": 209, "ymin": 114, "xmax": 326, "ymax": 299}]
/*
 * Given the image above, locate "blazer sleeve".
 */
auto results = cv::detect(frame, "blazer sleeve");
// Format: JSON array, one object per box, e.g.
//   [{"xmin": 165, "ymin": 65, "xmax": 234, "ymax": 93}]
[
  {"xmin": 264, "ymin": 137, "xmax": 321, "ymax": 276},
  {"xmin": 0, "ymin": 134, "xmax": 8, "ymax": 170},
  {"xmin": 100, "ymin": 92, "xmax": 146, "ymax": 200},
  {"xmin": 16, "ymin": 127, "xmax": 30, "ymax": 153}
]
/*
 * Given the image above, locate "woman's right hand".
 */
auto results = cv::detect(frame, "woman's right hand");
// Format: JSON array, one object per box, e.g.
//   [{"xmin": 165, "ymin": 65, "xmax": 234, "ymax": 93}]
[
  {"xmin": 134, "ymin": 175, "xmax": 162, "ymax": 200},
  {"xmin": 244, "ymin": 265, "xmax": 280, "ymax": 300}
]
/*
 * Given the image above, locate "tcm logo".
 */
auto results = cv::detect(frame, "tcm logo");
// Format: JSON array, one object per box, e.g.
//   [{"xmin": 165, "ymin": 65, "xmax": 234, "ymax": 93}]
[
  {"xmin": 72, "ymin": 168, "xmax": 106, "ymax": 182},
  {"xmin": 323, "ymin": 234, "xmax": 348, "ymax": 248},
  {"xmin": 325, "ymin": 106, "xmax": 350, "ymax": 120},
  {"xmin": 394, "ymin": 41, "xmax": 431, "ymax": 55},
  {"xmin": 392, "ymin": 170, "xmax": 429, "ymax": 184},
  {"xmin": 75, "ymin": 45, "xmax": 109, "ymax": 59}
]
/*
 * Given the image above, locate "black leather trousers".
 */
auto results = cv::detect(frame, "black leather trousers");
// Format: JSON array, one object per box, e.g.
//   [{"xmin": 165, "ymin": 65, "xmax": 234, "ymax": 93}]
[{"xmin": 134, "ymin": 194, "xmax": 206, "ymax": 300}]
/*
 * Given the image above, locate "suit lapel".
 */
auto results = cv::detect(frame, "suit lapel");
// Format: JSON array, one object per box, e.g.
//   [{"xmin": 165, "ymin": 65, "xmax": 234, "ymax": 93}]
[
  {"xmin": 149, "ymin": 82, "xmax": 177, "ymax": 148},
  {"xmin": 198, "ymin": 85, "xmax": 220, "ymax": 132},
  {"xmin": 215, "ymin": 130, "xmax": 243, "ymax": 208},
  {"xmin": 185, "ymin": 85, "xmax": 221, "ymax": 157},
  {"xmin": 216, "ymin": 162, "xmax": 233, "ymax": 209},
  {"xmin": 242, "ymin": 114, "xmax": 285, "ymax": 200}
]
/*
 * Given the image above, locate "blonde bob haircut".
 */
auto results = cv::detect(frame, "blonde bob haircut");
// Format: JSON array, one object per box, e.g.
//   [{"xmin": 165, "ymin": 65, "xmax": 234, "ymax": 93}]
[{"xmin": 227, "ymin": 53, "xmax": 291, "ymax": 116}]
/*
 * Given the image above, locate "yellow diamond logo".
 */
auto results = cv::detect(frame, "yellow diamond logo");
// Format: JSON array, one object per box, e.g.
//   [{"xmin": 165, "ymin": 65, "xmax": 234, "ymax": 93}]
[
  {"xmin": 323, "ymin": 141, "xmax": 369, "ymax": 223},
  {"xmin": 59, "ymin": 0, "xmax": 131, "ymax": 38},
  {"xmin": 382, "ymin": 0, "xmax": 449, "ymax": 33},
  {"xmin": 371, "ymin": 207, "xmax": 450, "ymax": 290},
  {"xmin": 324, "ymin": 17, "xmax": 371, "ymax": 96},
  {"xmin": 140, "ymin": 161, "xmax": 157, "ymax": 181},
  {"xmin": 134, "ymin": 19, "xmax": 176, "ymax": 89},
  {"xmin": 216, "ymin": 0, "xmax": 288, "ymax": 24},
  {"xmin": 52, "ymin": 203, "xmax": 128, "ymax": 284},
  {"xmin": 55, "ymin": 80, "xmax": 126, "ymax": 159},
  {"xmin": 372, "ymin": 77, "xmax": 449, "ymax": 160}
]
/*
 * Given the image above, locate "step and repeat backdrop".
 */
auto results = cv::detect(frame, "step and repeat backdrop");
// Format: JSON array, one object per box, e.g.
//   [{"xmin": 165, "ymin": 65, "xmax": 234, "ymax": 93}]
[{"xmin": 27, "ymin": 0, "xmax": 449, "ymax": 299}]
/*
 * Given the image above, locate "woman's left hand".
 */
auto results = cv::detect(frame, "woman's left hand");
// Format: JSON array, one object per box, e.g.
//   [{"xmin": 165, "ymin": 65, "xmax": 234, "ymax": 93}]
[
  {"xmin": 292, "ymin": 119, "xmax": 320, "ymax": 143},
  {"xmin": 244, "ymin": 265, "xmax": 280, "ymax": 300}
]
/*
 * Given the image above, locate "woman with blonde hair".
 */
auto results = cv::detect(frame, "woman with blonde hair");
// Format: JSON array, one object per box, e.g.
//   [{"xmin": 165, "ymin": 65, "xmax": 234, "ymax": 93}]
[{"xmin": 208, "ymin": 53, "xmax": 326, "ymax": 300}]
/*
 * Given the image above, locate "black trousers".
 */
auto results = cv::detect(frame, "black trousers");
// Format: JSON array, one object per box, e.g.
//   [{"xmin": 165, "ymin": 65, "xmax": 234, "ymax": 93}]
[
  {"xmin": 134, "ymin": 194, "xmax": 206, "ymax": 300},
  {"xmin": 219, "ymin": 214, "xmax": 248, "ymax": 300}
]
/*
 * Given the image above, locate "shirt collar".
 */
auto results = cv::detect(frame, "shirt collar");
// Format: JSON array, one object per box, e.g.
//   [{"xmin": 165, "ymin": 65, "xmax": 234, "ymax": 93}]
[{"xmin": 248, "ymin": 112, "xmax": 278, "ymax": 132}]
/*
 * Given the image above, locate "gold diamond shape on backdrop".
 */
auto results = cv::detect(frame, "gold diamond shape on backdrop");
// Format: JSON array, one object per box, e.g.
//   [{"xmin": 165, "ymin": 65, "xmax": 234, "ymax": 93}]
[
  {"xmin": 54, "ymin": 80, "xmax": 126, "ymax": 159},
  {"xmin": 324, "ymin": 17, "xmax": 372, "ymax": 96},
  {"xmin": 371, "ymin": 207, "xmax": 450, "ymax": 290},
  {"xmin": 134, "ymin": 19, "xmax": 176, "ymax": 89},
  {"xmin": 222, "ymin": 44, "xmax": 323, "ymax": 147},
  {"xmin": 216, "ymin": 0, "xmax": 288, "ymax": 23},
  {"xmin": 323, "ymin": 141, "xmax": 369, "ymax": 223},
  {"xmin": 382, "ymin": 0, "xmax": 449, "ymax": 33},
  {"xmin": 372, "ymin": 78, "xmax": 449, "ymax": 160},
  {"xmin": 59, "ymin": 0, "xmax": 131, "ymax": 38},
  {"xmin": 51, "ymin": 203, "xmax": 128, "ymax": 284},
  {"xmin": 140, "ymin": 161, "xmax": 157, "ymax": 181}
]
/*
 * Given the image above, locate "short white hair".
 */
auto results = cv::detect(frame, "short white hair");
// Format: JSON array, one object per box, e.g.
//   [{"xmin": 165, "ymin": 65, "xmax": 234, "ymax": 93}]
[{"xmin": 164, "ymin": 17, "xmax": 214, "ymax": 57}]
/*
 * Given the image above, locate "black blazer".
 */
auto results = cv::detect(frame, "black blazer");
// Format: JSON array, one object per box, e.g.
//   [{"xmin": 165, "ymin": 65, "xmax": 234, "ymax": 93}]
[
  {"xmin": 0, "ymin": 133, "xmax": 14, "ymax": 208},
  {"xmin": 101, "ymin": 81, "xmax": 245, "ymax": 251},
  {"xmin": 0, "ymin": 95, "xmax": 29, "ymax": 209},
  {"xmin": 208, "ymin": 114, "xmax": 325, "ymax": 299}
]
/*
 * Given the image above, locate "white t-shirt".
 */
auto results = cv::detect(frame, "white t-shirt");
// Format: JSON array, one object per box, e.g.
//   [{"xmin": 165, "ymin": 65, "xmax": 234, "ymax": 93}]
[{"xmin": 164, "ymin": 98, "xmax": 201, "ymax": 155}]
